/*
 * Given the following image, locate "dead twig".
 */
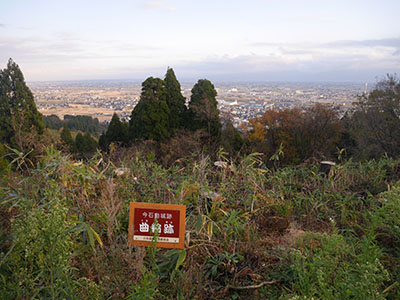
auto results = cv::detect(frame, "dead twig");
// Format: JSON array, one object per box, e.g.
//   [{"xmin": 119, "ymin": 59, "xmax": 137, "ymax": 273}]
[{"xmin": 224, "ymin": 280, "xmax": 280, "ymax": 293}]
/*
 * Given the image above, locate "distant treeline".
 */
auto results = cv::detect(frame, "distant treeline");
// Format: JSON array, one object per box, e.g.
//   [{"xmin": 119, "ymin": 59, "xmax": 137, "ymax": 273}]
[{"xmin": 43, "ymin": 115, "xmax": 106, "ymax": 136}]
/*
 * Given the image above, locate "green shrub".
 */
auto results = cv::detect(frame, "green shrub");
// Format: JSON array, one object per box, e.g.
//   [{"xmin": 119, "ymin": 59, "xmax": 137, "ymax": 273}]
[
  {"xmin": 0, "ymin": 185, "xmax": 77, "ymax": 299},
  {"xmin": 126, "ymin": 270, "xmax": 160, "ymax": 300},
  {"xmin": 288, "ymin": 233, "xmax": 388, "ymax": 300},
  {"xmin": 370, "ymin": 184, "xmax": 400, "ymax": 251},
  {"xmin": 368, "ymin": 184, "xmax": 400, "ymax": 298}
]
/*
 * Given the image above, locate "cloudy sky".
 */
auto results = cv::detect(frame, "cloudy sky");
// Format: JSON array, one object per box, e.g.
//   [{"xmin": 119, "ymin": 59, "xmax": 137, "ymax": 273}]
[{"xmin": 1, "ymin": 0, "xmax": 400, "ymax": 82}]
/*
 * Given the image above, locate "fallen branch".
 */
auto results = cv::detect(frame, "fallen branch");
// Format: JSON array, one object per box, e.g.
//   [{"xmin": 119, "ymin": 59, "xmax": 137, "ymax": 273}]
[{"xmin": 224, "ymin": 280, "xmax": 280, "ymax": 293}]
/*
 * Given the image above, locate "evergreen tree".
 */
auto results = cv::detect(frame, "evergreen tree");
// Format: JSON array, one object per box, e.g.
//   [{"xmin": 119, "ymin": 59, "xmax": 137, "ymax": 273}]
[
  {"xmin": 60, "ymin": 125, "xmax": 75, "ymax": 151},
  {"xmin": 74, "ymin": 132, "xmax": 97, "ymax": 158},
  {"xmin": 98, "ymin": 132, "xmax": 108, "ymax": 152},
  {"xmin": 74, "ymin": 132, "xmax": 85, "ymax": 154},
  {"xmin": 98, "ymin": 113, "xmax": 128, "ymax": 151},
  {"xmin": 189, "ymin": 79, "xmax": 221, "ymax": 138},
  {"xmin": 129, "ymin": 77, "xmax": 170, "ymax": 142},
  {"xmin": 0, "ymin": 58, "xmax": 44, "ymax": 145},
  {"xmin": 107, "ymin": 113, "xmax": 128, "ymax": 144},
  {"xmin": 164, "ymin": 67, "xmax": 187, "ymax": 130},
  {"xmin": 83, "ymin": 132, "xmax": 98, "ymax": 154}
]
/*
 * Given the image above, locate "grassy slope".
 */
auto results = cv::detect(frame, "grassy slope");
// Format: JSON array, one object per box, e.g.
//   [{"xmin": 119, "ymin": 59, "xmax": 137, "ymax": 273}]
[{"xmin": 0, "ymin": 149, "xmax": 399, "ymax": 299}]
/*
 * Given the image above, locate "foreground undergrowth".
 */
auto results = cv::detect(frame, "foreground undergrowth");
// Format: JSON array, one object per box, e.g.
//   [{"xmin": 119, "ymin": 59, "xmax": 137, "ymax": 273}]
[{"xmin": 1, "ymin": 147, "xmax": 399, "ymax": 299}]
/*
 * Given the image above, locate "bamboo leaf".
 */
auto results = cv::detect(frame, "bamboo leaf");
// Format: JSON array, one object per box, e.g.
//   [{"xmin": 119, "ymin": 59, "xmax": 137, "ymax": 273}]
[
  {"xmin": 86, "ymin": 224, "xmax": 95, "ymax": 248},
  {"xmin": 196, "ymin": 214, "xmax": 203, "ymax": 232},
  {"xmin": 175, "ymin": 250, "xmax": 186, "ymax": 271},
  {"xmin": 207, "ymin": 222, "xmax": 213, "ymax": 240},
  {"xmin": 85, "ymin": 224, "xmax": 103, "ymax": 248}
]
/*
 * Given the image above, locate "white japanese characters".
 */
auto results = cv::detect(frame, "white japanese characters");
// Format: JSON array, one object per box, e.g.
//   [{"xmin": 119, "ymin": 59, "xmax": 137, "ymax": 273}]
[
  {"xmin": 139, "ymin": 211, "xmax": 175, "ymax": 235},
  {"xmin": 139, "ymin": 220, "xmax": 149, "ymax": 232},
  {"xmin": 142, "ymin": 211, "xmax": 172, "ymax": 220},
  {"xmin": 151, "ymin": 222, "xmax": 161, "ymax": 233},
  {"xmin": 164, "ymin": 221, "xmax": 174, "ymax": 234}
]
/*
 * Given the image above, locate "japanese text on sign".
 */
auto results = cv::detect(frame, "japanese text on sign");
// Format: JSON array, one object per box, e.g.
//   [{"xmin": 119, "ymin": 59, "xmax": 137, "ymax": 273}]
[{"xmin": 128, "ymin": 202, "xmax": 186, "ymax": 249}]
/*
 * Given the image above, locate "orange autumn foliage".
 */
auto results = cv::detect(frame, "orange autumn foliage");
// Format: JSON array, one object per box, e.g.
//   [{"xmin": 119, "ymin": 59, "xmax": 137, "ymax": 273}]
[{"xmin": 249, "ymin": 104, "xmax": 344, "ymax": 165}]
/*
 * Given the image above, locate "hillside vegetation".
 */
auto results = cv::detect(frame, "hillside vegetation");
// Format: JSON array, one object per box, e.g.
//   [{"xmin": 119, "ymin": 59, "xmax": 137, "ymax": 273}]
[
  {"xmin": 1, "ymin": 148, "xmax": 400, "ymax": 299},
  {"xmin": 1, "ymin": 59, "xmax": 400, "ymax": 299}
]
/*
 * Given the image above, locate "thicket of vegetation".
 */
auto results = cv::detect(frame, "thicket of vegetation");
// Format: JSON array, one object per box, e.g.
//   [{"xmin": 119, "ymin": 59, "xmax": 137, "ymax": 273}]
[
  {"xmin": 1, "ymin": 149, "xmax": 399, "ymax": 299},
  {"xmin": 1, "ymin": 59, "xmax": 400, "ymax": 299}
]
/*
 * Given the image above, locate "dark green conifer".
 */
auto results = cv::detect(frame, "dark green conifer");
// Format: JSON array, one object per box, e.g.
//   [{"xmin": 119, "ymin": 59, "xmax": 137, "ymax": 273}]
[
  {"xmin": 74, "ymin": 132, "xmax": 97, "ymax": 158},
  {"xmin": 98, "ymin": 132, "xmax": 108, "ymax": 152},
  {"xmin": 99, "ymin": 113, "xmax": 128, "ymax": 151},
  {"xmin": 164, "ymin": 67, "xmax": 187, "ymax": 130},
  {"xmin": 0, "ymin": 58, "xmax": 44, "ymax": 145},
  {"xmin": 74, "ymin": 132, "xmax": 85, "ymax": 154},
  {"xmin": 189, "ymin": 79, "xmax": 221, "ymax": 138},
  {"xmin": 129, "ymin": 77, "xmax": 170, "ymax": 142},
  {"xmin": 83, "ymin": 132, "xmax": 98, "ymax": 154},
  {"xmin": 106, "ymin": 113, "xmax": 128, "ymax": 144},
  {"xmin": 60, "ymin": 125, "xmax": 74, "ymax": 148},
  {"xmin": 60, "ymin": 124, "xmax": 77, "ymax": 153}
]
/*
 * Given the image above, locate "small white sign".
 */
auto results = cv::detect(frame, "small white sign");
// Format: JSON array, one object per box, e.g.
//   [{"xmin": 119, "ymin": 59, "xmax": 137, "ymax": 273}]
[{"xmin": 133, "ymin": 235, "xmax": 179, "ymax": 243}]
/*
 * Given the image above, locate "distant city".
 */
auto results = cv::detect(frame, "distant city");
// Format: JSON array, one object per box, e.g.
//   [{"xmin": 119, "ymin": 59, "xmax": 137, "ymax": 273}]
[{"xmin": 29, "ymin": 80, "xmax": 369, "ymax": 128}]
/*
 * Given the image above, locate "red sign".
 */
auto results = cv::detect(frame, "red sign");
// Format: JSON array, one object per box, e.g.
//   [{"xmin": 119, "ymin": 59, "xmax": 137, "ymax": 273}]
[{"xmin": 128, "ymin": 202, "xmax": 186, "ymax": 249}]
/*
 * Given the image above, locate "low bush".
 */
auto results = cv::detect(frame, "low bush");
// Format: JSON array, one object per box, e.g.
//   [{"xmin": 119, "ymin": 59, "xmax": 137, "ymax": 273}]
[{"xmin": 287, "ymin": 233, "xmax": 388, "ymax": 299}]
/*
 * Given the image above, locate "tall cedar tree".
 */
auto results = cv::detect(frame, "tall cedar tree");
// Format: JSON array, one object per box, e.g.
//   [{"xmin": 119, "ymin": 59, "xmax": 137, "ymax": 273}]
[
  {"xmin": 100, "ymin": 113, "xmax": 128, "ymax": 149},
  {"xmin": 164, "ymin": 67, "xmax": 187, "ymax": 130},
  {"xmin": 60, "ymin": 125, "xmax": 74, "ymax": 150},
  {"xmin": 189, "ymin": 79, "xmax": 221, "ymax": 138},
  {"xmin": 129, "ymin": 77, "xmax": 170, "ymax": 142},
  {"xmin": 74, "ymin": 132, "xmax": 85, "ymax": 153},
  {"xmin": 0, "ymin": 59, "xmax": 44, "ymax": 145},
  {"xmin": 110, "ymin": 113, "xmax": 128, "ymax": 143}
]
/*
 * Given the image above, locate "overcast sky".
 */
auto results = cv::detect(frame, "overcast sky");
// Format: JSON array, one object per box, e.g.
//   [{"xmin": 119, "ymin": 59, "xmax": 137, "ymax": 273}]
[{"xmin": 1, "ymin": 0, "xmax": 400, "ymax": 82}]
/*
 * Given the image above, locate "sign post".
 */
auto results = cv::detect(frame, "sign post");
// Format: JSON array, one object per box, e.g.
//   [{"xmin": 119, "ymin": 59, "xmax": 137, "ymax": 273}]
[{"xmin": 128, "ymin": 202, "xmax": 186, "ymax": 249}]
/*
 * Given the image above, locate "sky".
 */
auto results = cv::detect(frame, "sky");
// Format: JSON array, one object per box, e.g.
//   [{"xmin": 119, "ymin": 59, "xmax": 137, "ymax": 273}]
[{"xmin": 1, "ymin": 0, "xmax": 400, "ymax": 82}]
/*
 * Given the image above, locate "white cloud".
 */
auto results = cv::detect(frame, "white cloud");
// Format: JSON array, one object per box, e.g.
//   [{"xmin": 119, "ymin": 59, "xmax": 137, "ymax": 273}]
[
  {"xmin": 175, "ymin": 44, "xmax": 400, "ymax": 82},
  {"xmin": 0, "ymin": 33, "xmax": 160, "ymax": 63},
  {"xmin": 2, "ymin": 34, "xmax": 400, "ymax": 82},
  {"xmin": 138, "ymin": 0, "xmax": 176, "ymax": 12}
]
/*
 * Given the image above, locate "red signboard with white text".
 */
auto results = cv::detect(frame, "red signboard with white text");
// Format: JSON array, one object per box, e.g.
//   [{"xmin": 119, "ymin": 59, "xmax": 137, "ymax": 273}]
[{"xmin": 128, "ymin": 202, "xmax": 186, "ymax": 249}]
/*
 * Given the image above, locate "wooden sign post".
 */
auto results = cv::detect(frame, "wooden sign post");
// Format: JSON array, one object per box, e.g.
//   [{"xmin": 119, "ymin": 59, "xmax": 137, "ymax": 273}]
[{"xmin": 128, "ymin": 202, "xmax": 186, "ymax": 249}]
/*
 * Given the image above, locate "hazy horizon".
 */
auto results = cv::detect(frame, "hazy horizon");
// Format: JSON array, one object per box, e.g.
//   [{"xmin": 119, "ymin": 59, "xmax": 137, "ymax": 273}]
[
  {"xmin": 1, "ymin": 0, "xmax": 400, "ymax": 82},
  {"xmin": 26, "ymin": 77, "xmax": 372, "ymax": 85}
]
